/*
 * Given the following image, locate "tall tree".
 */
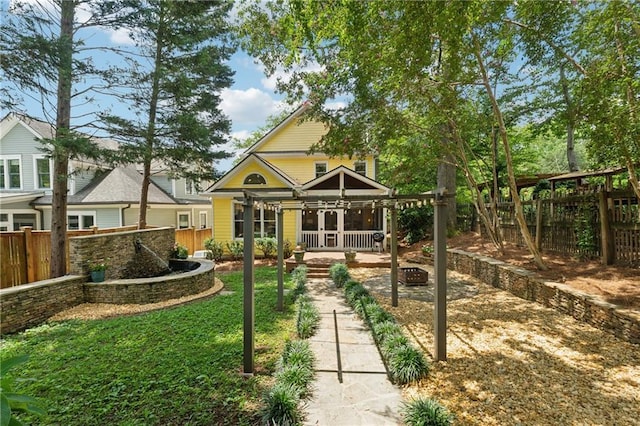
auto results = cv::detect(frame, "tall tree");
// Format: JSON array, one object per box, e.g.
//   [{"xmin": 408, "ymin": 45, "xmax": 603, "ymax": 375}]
[
  {"xmin": 1, "ymin": 0, "xmax": 126, "ymax": 277},
  {"xmin": 101, "ymin": 0, "xmax": 235, "ymax": 228}
]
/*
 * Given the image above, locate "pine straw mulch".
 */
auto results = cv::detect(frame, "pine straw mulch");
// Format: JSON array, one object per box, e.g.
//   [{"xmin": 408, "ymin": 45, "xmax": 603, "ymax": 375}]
[{"xmin": 351, "ymin": 266, "xmax": 640, "ymax": 425}]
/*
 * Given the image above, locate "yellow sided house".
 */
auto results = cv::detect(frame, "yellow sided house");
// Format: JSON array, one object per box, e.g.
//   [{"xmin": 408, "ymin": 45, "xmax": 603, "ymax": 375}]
[{"xmin": 203, "ymin": 102, "xmax": 392, "ymax": 251}]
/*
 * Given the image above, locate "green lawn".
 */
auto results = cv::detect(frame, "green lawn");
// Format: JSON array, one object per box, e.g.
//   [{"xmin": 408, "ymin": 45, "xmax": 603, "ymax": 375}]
[{"xmin": 1, "ymin": 267, "xmax": 296, "ymax": 425}]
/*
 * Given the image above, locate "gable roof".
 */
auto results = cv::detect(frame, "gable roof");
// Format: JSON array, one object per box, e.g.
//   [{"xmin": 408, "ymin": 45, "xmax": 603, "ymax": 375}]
[
  {"xmin": 242, "ymin": 101, "xmax": 313, "ymax": 155},
  {"xmin": 32, "ymin": 166, "xmax": 207, "ymax": 206},
  {"xmin": 203, "ymin": 153, "xmax": 299, "ymax": 193},
  {"xmin": 302, "ymin": 165, "xmax": 389, "ymax": 192}
]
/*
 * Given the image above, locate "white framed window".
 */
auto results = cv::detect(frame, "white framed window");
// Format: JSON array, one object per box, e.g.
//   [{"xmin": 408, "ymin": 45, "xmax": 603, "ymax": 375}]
[
  {"xmin": 0, "ymin": 211, "xmax": 39, "ymax": 231},
  {"xmin": 354, "ymin": 161, "xmax": 367, "ymax": 176},
  {"xmin": 0, "ymin": 155, "xmax": 23, "ymax": 189},
  {"xmin": 233, "ymin": 202, "xmax": 276, "ymax": 239},
  {"xmin": 185, "ymin": 179, "xmax": 197, "ymax": 195},
  {"xmin": 177, "ymin": 211, "xmax": 191, "ymax": 229},
  {"xmin": 67, "ymin": 211, "xmax": 96, "ymax": 230},
  {"xmin": 315, "ymin": 162, "xmax": 328, "ymax": 178},
  {"xmin": 199, "ymin": 211, "xmax": 208, "ymax": 229},
  {"xmin": 33, "ymin": 155, "xmax": 53, "ymax": 189}
]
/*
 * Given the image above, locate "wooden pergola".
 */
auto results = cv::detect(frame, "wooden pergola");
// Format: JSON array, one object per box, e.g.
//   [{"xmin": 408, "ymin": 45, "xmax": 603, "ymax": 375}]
[{"xmin": 240, "ymin": 188, "xmax": 452, "ymax": 375}]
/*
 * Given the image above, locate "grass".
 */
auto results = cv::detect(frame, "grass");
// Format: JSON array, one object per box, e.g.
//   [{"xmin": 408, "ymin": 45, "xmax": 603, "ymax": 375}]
[{"xmin": 0, "ymin": 267, "xmax": 296, "ymax": 425}]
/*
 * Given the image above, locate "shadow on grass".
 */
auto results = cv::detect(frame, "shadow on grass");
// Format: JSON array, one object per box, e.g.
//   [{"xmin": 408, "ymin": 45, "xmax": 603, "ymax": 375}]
[{"xmin": 2, "ymin": 266, "xmax": 296, "ymax": 426}]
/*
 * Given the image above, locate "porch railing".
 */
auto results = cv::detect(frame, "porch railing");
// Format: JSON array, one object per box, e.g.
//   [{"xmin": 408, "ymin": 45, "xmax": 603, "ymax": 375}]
[{"xmin": 300, "ymin": 230, "xmax": 383, "ymax": 251}]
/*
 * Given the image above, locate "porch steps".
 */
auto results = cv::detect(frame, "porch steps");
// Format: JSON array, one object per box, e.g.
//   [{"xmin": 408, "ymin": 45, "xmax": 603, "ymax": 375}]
[{"xmin": 306, "ymin": 265, "xmax": 331, "ymax": 279}]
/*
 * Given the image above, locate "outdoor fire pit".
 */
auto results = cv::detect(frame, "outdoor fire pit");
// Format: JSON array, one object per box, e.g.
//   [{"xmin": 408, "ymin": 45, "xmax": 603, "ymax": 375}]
[{"xmin": 399, "ymin": 267, "xmax": 428, "ymax": 286}]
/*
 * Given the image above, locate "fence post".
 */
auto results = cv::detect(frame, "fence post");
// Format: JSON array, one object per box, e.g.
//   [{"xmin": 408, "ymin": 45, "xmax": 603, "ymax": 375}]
[
  {"xmin": 535, "ymin": 198, "xmax": 543, "ymax": 250},
  {"xmin": 21, "ymin": 226, "xmax": 36, "ymax": 283},
  {"xmin": 598, "ymin": 191, "xmax": 614, "ymax": 265}
]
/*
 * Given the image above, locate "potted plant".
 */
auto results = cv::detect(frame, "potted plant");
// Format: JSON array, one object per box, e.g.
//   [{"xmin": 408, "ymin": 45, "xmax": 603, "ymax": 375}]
[
  {"xmin": 171, "ymin": 242, "xmax": 189, "ymax": 259},
  {"xmin": 88, "ymin": 260, "xmax": 108, "ymax": 282},
  {"xmin": 344, "ymin": 249, "xmax": 357, "ymax": 263},
  {"xmin": 293, "ymin": 245, "xmax": 306, "ymax": 263}
]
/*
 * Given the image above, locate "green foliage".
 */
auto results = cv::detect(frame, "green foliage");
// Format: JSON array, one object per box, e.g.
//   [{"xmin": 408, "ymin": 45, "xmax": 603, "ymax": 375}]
[
  {"xmin": 575, "ymin": 203, "xmax": 598, "ymax": 260},
  {"xmin": 260, "ymin": 383, "xmax": 301, "ymax": 426},
  {"xmin": 296, "ymin": 296, "xmax": 321, "ymax": 339},
  {"xmin": 291, "ymin": 265, "xmax": 308, "ymax": 297},
  {"xmin": 226, "ymin": 240, "xmax": 244, "ymax": 260},
  {"xmin": 203, "ymin": 238, "xmax": 224, "ymax": 261},
  {"xmin": 170, "ymin": 242, "xmax": 188, "ymax": 259},
  {"xmin": 280, "ymin": 340, "xmax": 315, "ymax": 370},
  {"xmin": 328, "ymin": 263, "xmax": 350, "ymax": 288},
  {"xmin": 388, "ymin": 345, "xmax": 430, "ymax": 384},
  {"xmin": 402, "ymin": 397, "xmax": 454, "ymax": 426},
  {"xmin": 0, "ymin": 266, "xmax": 296, "ymax": 425},
  {"xmin": 274, "ymin": 363, "xmax": 314, "ymax": 399},
  {"xmin": 0, "ymin": 354, "xmax": 46, "ymax": 426},
  {"xmin": 399, "ymin": 206, "xmax": 434, "ymax": 244},
  {"xmin": 283, "ymin": 239, "xmax": 293, "ymax": 259},
  {"xmin": 256, "ymin": 237, "xmax": 277, "ymax": 259}
]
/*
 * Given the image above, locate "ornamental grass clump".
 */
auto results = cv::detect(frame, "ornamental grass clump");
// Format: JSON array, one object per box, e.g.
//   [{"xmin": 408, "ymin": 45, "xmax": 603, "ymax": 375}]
[
  {"xmin": 280, "ymin": 339, "xmax": 315, "ymax": 369},
  {"xmin": 261, "ymin": 382, "xmax": 302, "ymax": 426},
  {"xmin": 401, "ymin": 397, "xmax": 454, "ymax": 426},
  {"xmin": 380, "ymin": 332, "xmax": 410, "ymax": 358},
  {"xmin": 275, "ymin": 363, "xmax": 315, "ymax": 398},
  {"xmin": 328, "ymin": 263, "xmax": 350, "ymax": 288},
  {"xmin": 296, "ymin": 296, "xmax": 320, "ymax": 339},
  {"xmin": 291, "ymin": 265, "xmax": 308, "ymax": 297},
  {"xmin": 388, "ymin": 344, "xmax": 429, "ymax": 384}
]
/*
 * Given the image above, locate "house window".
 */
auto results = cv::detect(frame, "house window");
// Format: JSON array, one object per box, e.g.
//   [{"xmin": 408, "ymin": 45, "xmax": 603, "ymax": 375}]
[
  {"xmin": 354, "ymin": 161, "xmax": 367, "ymax": 176},
  {"xmin": 199, "ymin": 211, "xmax": 207, "ymax": 229},
  {"xmin": 233, "ymin": 203, "xmax": 276, "ymax": 239},
  {"xmin": 67, "ymin": 212, "xmax": 95, "ymax": 230},
  {"xmin": 185, "ymin": 179, "xmax": 197, "ymax": 195},
  {"xmin": 0, "ymin": 156, "xmax": 22, "ymax": 189},
  {"xmin": 315, "ymin": 162, "xmax": 328, "ymax": 178},
  {"xmin": 0, "ymin": 213, "xmax": 8, "ymax": 231},
  {"xmin": 243, "ymin": 173, "xmax": 266, "ymax": 185},
  {"xmin": 344, "ymin": 207, "xmax": 381, "ymax": 231},
  {"xmin": 177, "ymin": 212, "xmax": 191, "ymax": 229},
  {"xmin": 34, "ymin": 156, "xmax": 52, "ymax": 189}
]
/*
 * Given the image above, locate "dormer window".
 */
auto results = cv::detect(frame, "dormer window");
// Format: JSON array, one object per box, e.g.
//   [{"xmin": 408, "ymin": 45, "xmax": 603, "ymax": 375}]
[{"xmin": 244, "ymin": 173, "xmax": 266, "ymax": 185}]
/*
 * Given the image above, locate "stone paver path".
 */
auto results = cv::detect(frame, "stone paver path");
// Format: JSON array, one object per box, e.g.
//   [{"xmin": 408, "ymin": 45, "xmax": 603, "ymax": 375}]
[{"xmin": 304, "ymin": 278, "xmax": 402, "ymax": 425}]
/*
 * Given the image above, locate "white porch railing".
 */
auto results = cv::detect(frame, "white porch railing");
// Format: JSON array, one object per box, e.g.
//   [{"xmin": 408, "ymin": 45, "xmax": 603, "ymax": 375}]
[{"xmin": 301, "ymin": 230, "xmax": 383, "ymax": 250}]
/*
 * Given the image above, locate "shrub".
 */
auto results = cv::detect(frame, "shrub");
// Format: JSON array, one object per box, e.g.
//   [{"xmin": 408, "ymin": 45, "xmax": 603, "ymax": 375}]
[
  {"xmin": 203, "ymin": 238, "xmax": 224, "ymax": 261},
  {"xmin": 388, "ymin": 344, "xmax": 429, "ymax": 384},
  {"xmin": 372, "ymin": 320, "xmax": 402, "ymax": 343},
  {"xmin": 363, "ymin": 302, "xmax": 395, "ymax": 324},
  {"xmin": 296, "ymin": 296, "xmax": 320, "ymax": 339},
  {"xmin": 171, "ymin": 242, "xmax": 188, "ymax": 259},
  {"xmin": 328, "ymin": 263, "xmax": 350, "ymax": 288},
  {"xmin": 283, "ymin": 239, "xmax": 293, "ymax": 259},
  {"xmin": 399, "ymin": 206, "xmax": 434, "ymax": 244},
  {"xmin": 345, "ymin": 283, "xmax": 370, "ymax": 305},
  {"xmin": 256, "ymin": 237, "xmax": 277, "ymax": 259},
  {"xmin": 291, "ymin": 265, "xmax": 308, "ymax": 297},
  {"xmin": 343, "ymin": 279, "xmax": 360, "ymax": 293},
  {"xmin": 353, "ymin": 295, "xmax": 377, "ymax": 317},
  {"xmin": 261, "ymin": 382, "xmax": 301, "ymax": 426},
  {"xmin": 380, "ymin": 333, "xmax": 410, "ymax": 358},
  {"xmin": 280, "ymin": 340, "xmax": 315, "ymax": 369},
  {"xmin": 226, "ymin": 240, "xmax": 244, "ymax": 260},
  {"xmin": 275, "ymin": 363, "xmax": 315, "ymax": 398},
  {"xmin": 401, "ymin": 397, "xmax": 454, "ymax": 426}
]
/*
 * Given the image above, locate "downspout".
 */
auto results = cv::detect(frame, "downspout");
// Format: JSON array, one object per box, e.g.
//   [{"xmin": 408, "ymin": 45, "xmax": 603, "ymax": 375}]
[
  {"xmin": 121, "ymin": 204, "xmax": 131, "ymax": 227},
  {"xmin": 32, "ymin": 206, "xmax": 45, "ymax": 230}
]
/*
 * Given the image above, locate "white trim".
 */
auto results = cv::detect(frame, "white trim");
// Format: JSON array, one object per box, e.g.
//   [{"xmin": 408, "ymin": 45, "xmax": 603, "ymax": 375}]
[
  {"xmin": 32, "ymin": 154, "xmax": 53, "ymax": 190},
  {"xmin": 0, "ymin": 210, "xmax": 40, "ymax": 231},
  {"xmin": 67, "ymin": 210, "xmax": 96, "ymax": 230},
  {"xmin": 204, "ymin": 154, "xmax": 298, "ymax": 193},
  {"xmin": 0, "ymin": 155, "xmax": 23, "ymax": 190},
  {"xmin": 177, "ymin": 211, "xmax": 191, "ymax": 229},
  {"xmin": 198, "ymin": 211, "xmax": 208, "ymax": 229},
  {"xmin": 314, "ymin": 161, "xmax": 328, "ymax": 179},
  {"xmin": 354, "ymin": 160, "xmax": 367, "ymax": 176}
]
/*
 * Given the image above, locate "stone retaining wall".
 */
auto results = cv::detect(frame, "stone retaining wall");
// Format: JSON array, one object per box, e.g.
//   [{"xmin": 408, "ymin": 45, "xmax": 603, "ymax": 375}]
[
  {"xmin": 447, "ymin": 249, "xmax": 640, "ymax": 345},
  {"xmin": 1, "ymin": 276, "xmax": 86, "ymax": 334},
  {"xmin": 1, "ymin": 259, "xmax": 215, "ymax": 335},
  {"xmin": 84, "ymin": 260, "xmax": 215, "ymax": 304}
]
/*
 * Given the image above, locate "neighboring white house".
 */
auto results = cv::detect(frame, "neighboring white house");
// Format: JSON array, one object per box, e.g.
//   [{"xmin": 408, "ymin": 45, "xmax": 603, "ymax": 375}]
[{"xmin": 0, "ymin": 112, "xmax": 213, "ymax": 231}]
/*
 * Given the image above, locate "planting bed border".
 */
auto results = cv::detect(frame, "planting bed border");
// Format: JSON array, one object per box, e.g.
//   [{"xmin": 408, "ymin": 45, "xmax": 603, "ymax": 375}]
[{"xmin": 446, "ymin": 249, "xmax": 640, "ymax": 345}]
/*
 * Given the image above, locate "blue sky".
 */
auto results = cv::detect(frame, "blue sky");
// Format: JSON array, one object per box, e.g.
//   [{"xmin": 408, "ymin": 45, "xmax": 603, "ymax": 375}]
[{"xmin": 3, "ymin": 0, "xmax": 296, "ymax": 172}]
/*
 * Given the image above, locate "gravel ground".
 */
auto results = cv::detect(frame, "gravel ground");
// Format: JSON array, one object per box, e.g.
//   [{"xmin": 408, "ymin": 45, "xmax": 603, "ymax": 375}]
[{"xmin": 353, "ymin": 269, "xmax": 640, "ymax": 425}]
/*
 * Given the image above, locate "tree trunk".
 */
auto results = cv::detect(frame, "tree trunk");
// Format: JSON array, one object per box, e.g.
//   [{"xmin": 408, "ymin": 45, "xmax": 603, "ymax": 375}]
[
  {"xmin": 473, "ymin": 35, "xmax": 547, "ymax": 270},
  {"xmin": 560, "ymin": 64, "xmax": 579, "ymax": 172},
  {"xmin": 50, "ymin": 1, "xmax": 74, "ymax": 278}
]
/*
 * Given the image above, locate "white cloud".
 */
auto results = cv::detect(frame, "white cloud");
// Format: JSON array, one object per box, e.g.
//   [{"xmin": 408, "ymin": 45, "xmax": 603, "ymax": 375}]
[
  {"xmin": 257, "ymin": 61, "xmax": 324, "ymax": 92},
  {"xmin": 108, "ymin": 28, "xmax": 136, "ymax": 46},
  {"xmin": 220, "ymin": 87, "xmax": 285, "ymax": 128}
]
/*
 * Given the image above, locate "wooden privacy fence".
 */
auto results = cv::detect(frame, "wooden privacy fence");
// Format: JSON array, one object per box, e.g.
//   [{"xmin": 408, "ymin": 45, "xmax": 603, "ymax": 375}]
[
  {"xmin": 174, "ymin": 227, "xmax": 212, "ymax": 255},
  {"xmin": 496, "ymin": 190, "xmax": 639, "ymax": 266},
  {"xmin": 1, "ymin": 225, "xmax": 140, "ymax": 289}
]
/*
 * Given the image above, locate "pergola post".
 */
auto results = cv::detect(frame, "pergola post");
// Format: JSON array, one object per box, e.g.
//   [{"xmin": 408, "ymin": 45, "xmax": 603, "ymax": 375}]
[
  {"xmin": 276, "ymin": 207, "xmax": 284, "ymax": 311},
  {"xmin": 390, "ymin": 206, "xmax": 398, "ymax": 307},
  {"xmin": 433, "ymin": 192, "xmax": 447, "ymax": 361},
  {"xmin": 242, "ymin": 195, "xmax": 255, "ymax": 375}
]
